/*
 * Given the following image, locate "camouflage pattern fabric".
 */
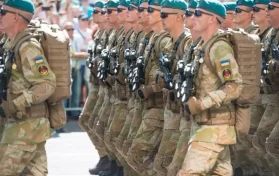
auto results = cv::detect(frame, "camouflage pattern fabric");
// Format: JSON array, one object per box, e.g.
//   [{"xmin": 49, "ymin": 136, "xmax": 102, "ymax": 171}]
[
  {"xmin": 177, "ymin": 142, "xmax": 233, "ymax": 176},
  {"xmin": 0, "ymin": 141, "xmax": 47, "ymax": 176},
  {"xmin": 126, "ymin": 31, "xmax": 170, "ymax": 175},
  {"xmin": 178, "ymin": 33, "xmax": 243, "ymax": 175}
]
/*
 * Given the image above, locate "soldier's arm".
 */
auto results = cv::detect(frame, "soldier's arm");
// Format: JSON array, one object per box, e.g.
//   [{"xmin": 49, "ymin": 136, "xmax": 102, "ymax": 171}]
[
  {"xmin": 12, "ymin": 39, "xmax": 56, "ymax": 110},
  {"xmin": 201, "ymin": 40, "xmax": 243, "ymax": 109}
]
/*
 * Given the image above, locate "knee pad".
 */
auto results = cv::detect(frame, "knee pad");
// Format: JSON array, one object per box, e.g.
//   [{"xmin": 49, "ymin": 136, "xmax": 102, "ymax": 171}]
[
  {"xmin": 252, "ymin": 132, "xmax": 268, "ymax": 153},
  {"xmin": 266, "ymin": 137, "xmax": 279, "ymax": 159}
]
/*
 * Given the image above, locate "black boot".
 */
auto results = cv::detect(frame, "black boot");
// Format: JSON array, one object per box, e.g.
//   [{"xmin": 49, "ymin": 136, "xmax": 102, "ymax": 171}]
[
  {"xmin": 89, "ymin": 156, "xmax": 111, "ymax": 175},
  {"xmin": 99, "ymin": 160, "xmax": 118, "ymax": 176},
  {"xmin": 116, "ymin": 166, "xmax": 123, "ymax": 176}
]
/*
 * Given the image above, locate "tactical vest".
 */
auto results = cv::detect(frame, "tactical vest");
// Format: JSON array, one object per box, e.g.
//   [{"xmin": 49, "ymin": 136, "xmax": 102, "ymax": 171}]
[
  {"xmin": 244, "ymin": 23, "xmax": 259, "ymax": 34},
  {"xmin": 262, "ymin": 28, "xmax": 279, "ymax": 94}
]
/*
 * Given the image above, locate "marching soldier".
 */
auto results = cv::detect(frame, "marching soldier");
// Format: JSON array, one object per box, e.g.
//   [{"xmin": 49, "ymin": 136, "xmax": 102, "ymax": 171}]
[
  {"xmin": 167, "ymin": 1, "xmax": 200, "ymax": 175},
  {"xmin": 121, "ymin": 0, "xmax": 154, "ymax": 158},
  {"xmin": 126, "ymin": 0, "xmax": 171, "ymax": 175},
  {"xmin": 152, "ymin": 0, "xmax": 190, "ymax": 175},
  {"xmin": 252, "ymin": 0, "xmax": 279, "ymax": 174},
  {"xmin": 176, "ymin": 0, "xmax": 243, "ymax": 175},
  {"xmin": 0, "ymin": 0, "xmax": 56, "ymax": 175}
]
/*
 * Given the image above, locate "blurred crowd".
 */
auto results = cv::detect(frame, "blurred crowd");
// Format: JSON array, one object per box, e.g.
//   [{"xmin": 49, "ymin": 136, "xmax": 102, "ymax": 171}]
[{"xmin": 32, "ymin": 0, "xmax": 99, "ymax": 118}]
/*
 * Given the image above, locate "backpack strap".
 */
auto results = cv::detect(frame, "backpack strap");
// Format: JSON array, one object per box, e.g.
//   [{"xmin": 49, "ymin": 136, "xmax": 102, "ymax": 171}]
[{"xmin": 154, "ymin": 31, "xmax": 170, "ymax": 54}]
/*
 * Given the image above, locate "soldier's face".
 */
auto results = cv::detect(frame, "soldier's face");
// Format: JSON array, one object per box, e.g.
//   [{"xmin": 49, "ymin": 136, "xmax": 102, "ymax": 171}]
[
  {"xmin": 184, "ymin": 8, "xmax": 194, "ymax": 29},
  {"xmin": 266, "ymin": 2, "xmax": 279, "ymax": 27},
  {"xmin": 117, "ymin": 6, "xmax": 127, "ymax": 24},
  {"xmin": 192, "ymin": 9, "xmax": 214, "ymax": 33},
  {"xmin": 147, "ymin": 5, "xmax": 161, "ymax": 25},
  {"xmin": 107, "ymin": 8, "xmax": 118, "ymax": 24},
  {"xmin": 138, "ymin": 3, "xmax": 148, "ymax": 25},
  {"xmin": 233, "ymin": 5, "xmax": 252, "ymax": 25},
  {"xmin": 127, "ymin": 5, "xmax": 138, "ymax": 23},
  {"xmin": 92, "ymin": 8, "xmax": 102, "ymax": 24},
  {"xmin": 0, "ymin": 6, "xmax": 17, "ymax": 32},
  {"xmin": 252, "ymin": 4, "xmax": 268, "ymax": 25},
  {"xmin": 221, "ymin": 12, "xmax": 234, "ymax": 29}
]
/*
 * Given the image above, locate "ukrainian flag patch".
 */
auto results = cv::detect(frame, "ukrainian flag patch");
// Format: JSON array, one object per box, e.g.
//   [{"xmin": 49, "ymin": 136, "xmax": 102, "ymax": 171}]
[
  {"xmin": 35, "ymin": 57, "xmax": 44, "ymax": 64},
  {"xmin": 220, "ymin": 59, "xmax": 230, "ymax": 67}
]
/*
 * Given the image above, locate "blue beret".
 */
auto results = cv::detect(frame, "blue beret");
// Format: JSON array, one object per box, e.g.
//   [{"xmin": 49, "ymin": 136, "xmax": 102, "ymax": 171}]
[
  {"xmin": 254, "ymin": 0, "xmax": 270, "ymax": 4},
  {"xmin": 4, "ymin": 0, "xmax": 34, "ymax": 13},
  {"xmin": 94, "ymin": 1, "xmax": 105, "ymax": 8},
  {"xmin": 131, "ymin": 0, "xmax": 141, "ymax": 6},
  {"xmin": 161, "ymin": 0, "xmax": 188, "ymax": 10},
  {"xmin": 237, "ymin": 0, "xmax": 254, "ymax": 7},
  {"xmin": 106, "ymin": 0, "xmax": 119, "ymax": 8},
  {"xmin": 119, "ymin": 0, "xmax": 130, "ymax": 7},
  {"xmin": 149, "ymin": 0, "xmax": 164, "ymax": 6},
  {"xmin": 270, "ymin": 0, "xmax": 279, "ymax": 2},
  {"xmin": 188, "ymin": 0, "xmax": 198, "ymax": 9},
  {"xmin": 223, "ymin": 2, "xmax": 237, "ymax": 11},
  {"xmin": 197, "ymin": 0, "xmax": 226, "ymax": 19}
]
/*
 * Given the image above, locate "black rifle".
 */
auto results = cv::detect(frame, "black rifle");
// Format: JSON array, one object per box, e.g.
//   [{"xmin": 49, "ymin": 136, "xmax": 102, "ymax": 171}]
[
  {"xmin": 132, "ymin": 56, "xmax": 145, "ymax": 92},
  {"xmin": 124, "ymin": 49, "xmax": 137, "ymax": 84},
  {"xmin": 261, "ymin": 48, "xmax": 268, "ymax": 76},
  {"xmin": 272, "ymin": 44, "xmax": 279, "ymax": 61},
  {"xmin": 86, "ymin": 44, "xmax": 94, "ymax": 70},
  {"xmin": 109, "ymin": 48, "xmax": 118, "ymax": 75},
  {"xmin": 97, "ymin": 49, "xmax": 110, "ymax": 80},
  {"xmin": 159, "ymin": 53, "xmax": 173, "ymax": 90},
  {"xmin": 175, "ymin": 60, "xmax": 185, "ymax": 99}
]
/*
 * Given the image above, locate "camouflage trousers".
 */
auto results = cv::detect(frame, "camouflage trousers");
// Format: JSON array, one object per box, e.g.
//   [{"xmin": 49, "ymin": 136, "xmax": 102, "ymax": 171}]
[
  {"xmin": 116, "ymin": 97, "xmax": 136, "ymax": 158},
  {"xmin": 127, "ymin": 107, "xmax": 164, "ymax": 175},
  {"xmin": 154, "ymin": 108, "xmax": 181, "ymax": 176},
  {"xmin": 122, "ymin": 99, "xmax": 144, "ymax": 157},
  {"xmin": 167, "ymin": 116, "xmax": 192, "ymax": 176},
  {"xmin": 177, "ymin": 142, "xmax": 233, "ymax": 176},
  {"xmin": 0, "ymin": 141, "xmax": 47, "ymax": 176},
  {"xmin": 0, "ymin": 116, "xmax": 5, "ymax": 141},
  {"xmin": 87, "ymin": 86, "xmax": 108, "ymax": 157},
  {"xmin": 252, "ymin": 94, "xmax": 279, "ymax": 174}
]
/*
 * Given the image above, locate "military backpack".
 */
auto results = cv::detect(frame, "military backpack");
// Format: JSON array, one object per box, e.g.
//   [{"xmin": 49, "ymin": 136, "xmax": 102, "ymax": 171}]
[{"xmin": 13, "ymin": 20, "xmax": 71, "ymax": 129}]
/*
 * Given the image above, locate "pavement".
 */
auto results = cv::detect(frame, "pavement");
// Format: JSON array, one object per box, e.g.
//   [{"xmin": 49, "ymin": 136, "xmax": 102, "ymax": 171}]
[{"xmin": 46, "ymin": 119, "xmax": 99, "ymax": 176}]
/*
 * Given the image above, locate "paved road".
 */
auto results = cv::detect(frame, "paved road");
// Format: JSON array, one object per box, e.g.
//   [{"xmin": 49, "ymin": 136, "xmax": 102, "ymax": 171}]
[{"xmin": 46, "ymin": 120, "xmax": 99, "ymax": 176}]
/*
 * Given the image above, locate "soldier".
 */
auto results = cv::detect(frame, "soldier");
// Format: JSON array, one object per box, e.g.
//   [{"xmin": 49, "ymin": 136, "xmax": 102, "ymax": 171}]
[
  {"xmin": 121, "ymin": 0, "xmax": 154, "ymax": 158},
  {"xmin": 126, "ymin": 0, "xmax": 171, "ymax": 175},
  {"xmin": 152, "ymin": 0, "xmax": 190, "ymax": 175},
  {"xmin": 0, "ymin": 0, "xmax": 56, "ymax": 175},
  {"xmin": 252, "ymin": 0, "xmax": 279, "ymax": 174},
  {"xmin": 76, "ymin": 1, "xmax": 112, "ymax": 175},
  {"xmin": 176, "ymin": 0, "xmax": 243, "ymax": 175},
  {"xmin": 222, "ymin": 2, "xmax": 237, "ymax": 30},
  {"xmin": 115, "ymin": 0, "xmax": 145, "ymax": 159},
  {"xmin": 167, "ymin": 1, "xmax": 200, "ymax": 175},
  {"xmin": 233, "ymin": 0, "xmax": 259, "ymax": 33}
]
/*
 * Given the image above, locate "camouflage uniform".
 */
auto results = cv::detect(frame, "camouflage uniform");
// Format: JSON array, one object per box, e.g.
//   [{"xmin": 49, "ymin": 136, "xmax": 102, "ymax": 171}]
[
  {"xmin": 115, "ymin": 29, "xmax": 145, "ymax": 158},
  {"xmin": 167, "ymin": 38, "xmax": 203, "ymax": 176},
  {"xmin": 177, "ymin": 30, "xmax": 243, "ymax": 175},
  {"xmin": 126, "ymin": 30, "xmax": 171, "ymax": 175},
  {"xmin": 79, "ymin": 29, "xmax": 108, "ymax": 158},
  {"xmin": 0, "ymin": 31, "xmax": 56, "ymax": 175},
  {"xmin": 121, "ymin": 31, "xmax": 154, "ymax": 157},
  {"xmin": 252, "ymin": 28, "xmax": 279, "ymax": 174},
  {"xmin": 153, "ymin": 32, "xmax": 191, "ymax": 176}
]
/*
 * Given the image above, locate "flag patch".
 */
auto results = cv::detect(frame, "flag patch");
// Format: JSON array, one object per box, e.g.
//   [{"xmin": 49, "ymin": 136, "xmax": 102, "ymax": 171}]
[
  {"xmin": 35, "ymin": 57, "xmax": 43, "ymax": 64},
  {"xmin": 220, "ymin": 59, "xmax": 230, "ymax": 67}
]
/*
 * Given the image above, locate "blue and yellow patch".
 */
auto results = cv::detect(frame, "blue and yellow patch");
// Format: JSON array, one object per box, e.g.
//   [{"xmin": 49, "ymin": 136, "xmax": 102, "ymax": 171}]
[
  {"xmin": 35, "ymin": 57, "xmax": 44, "ymax": 64},
  {"xmin": 220, "ymin": 59, "xmax": 232, "ymax": 80}
]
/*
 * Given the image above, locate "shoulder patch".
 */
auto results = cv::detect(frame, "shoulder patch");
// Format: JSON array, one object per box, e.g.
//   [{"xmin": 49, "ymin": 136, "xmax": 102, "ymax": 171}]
[
  {"xmin": 37, "ymin": 64, "xmax": 49, "ymax": 76},
  {"xmin": 35, "ymin": 57, "xmax": 44, "ymax": 64},
  {"xmin": 220, "ymin": 59, "xmax": 232, "ymax": 80}
]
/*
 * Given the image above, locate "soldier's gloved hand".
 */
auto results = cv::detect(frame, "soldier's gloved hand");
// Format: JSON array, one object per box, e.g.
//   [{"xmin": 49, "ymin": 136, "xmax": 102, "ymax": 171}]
[
  {"xmin": 1, "ymin": 100, "xmax": 17, "ymax": 116},
  {"xmin": 137, "ymin": 84, "xmax": 154, "ymax": 100},
  {"xmin": 184, "ymin": 97, "xmax": 203, "ymax": 115}
]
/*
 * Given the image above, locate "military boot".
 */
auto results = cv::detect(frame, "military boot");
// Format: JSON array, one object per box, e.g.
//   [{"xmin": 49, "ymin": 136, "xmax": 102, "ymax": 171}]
[
  {"xmin": 89, "ymin": 156, "xmax": 111, "ymax": 175},
  {"xmin": 99, "ymin": 160, "xmax": 118, "ymax": 176}
]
